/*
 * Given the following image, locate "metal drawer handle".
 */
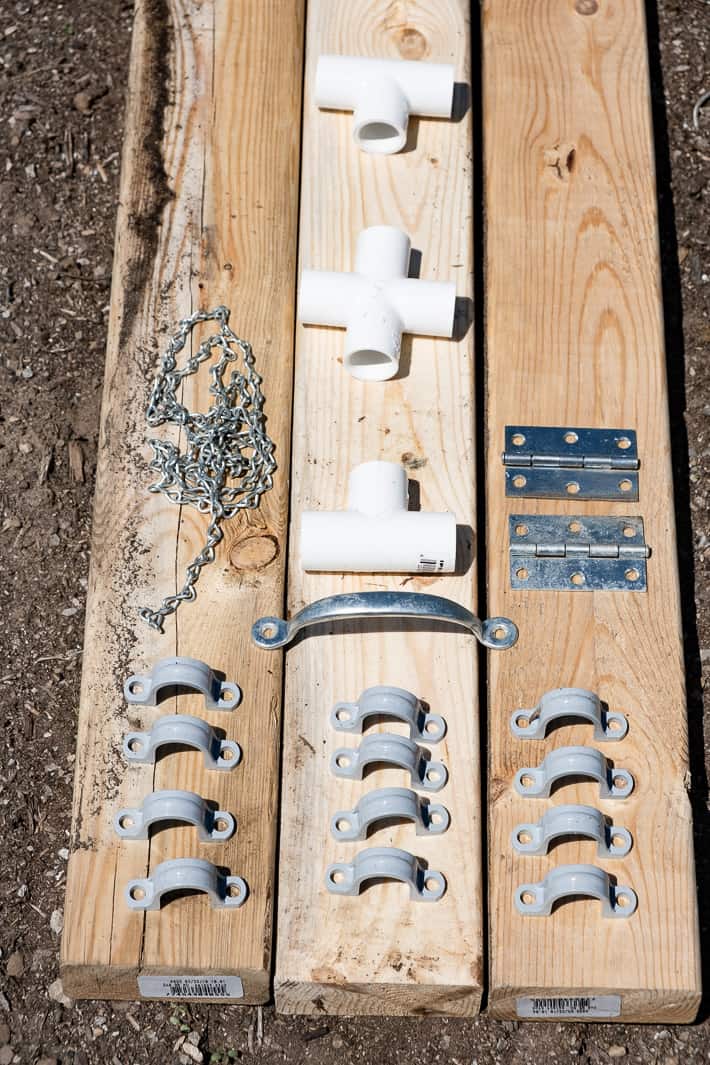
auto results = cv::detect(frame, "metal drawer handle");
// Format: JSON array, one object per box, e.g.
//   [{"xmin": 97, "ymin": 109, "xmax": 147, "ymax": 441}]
[
  {"xmin": 331, "ymin": 685, "xmax": 446, "ymax": 743},
  {"xmin": 514, "ymin": 745, "xmax": 633, "ymax": 799},
  {"xmin": 114, "ymin": 789, "xmax": 236, "ymax": 843},
  {"xmin": 512, "ymin": 804, "xmax": 632, "ymax": 857},
  {"xmin": 326, "ymin": 847, "xmax": 446, "ymax": 901},
  {"xmin": 510, "ymin": 687, "xmax": 627, "ymax": 741},
  {"xmin": 331, "ymin": 787, "xmax": 450, "ymax": 841},
  {"xmin": 126, "ymin": 858, "xmax": 248, "ymax": 911},
  {"xmin": 122, "ymin": 714, "xmax": 241, "ymax": 771},
  {"xmin": 516, "ymin": 864, "xmax": 637, "ymax": 918},
  {"xmin": 251, "ymin": 591, "xmax": 518, "ymax": 650},
  {"xmin": 124, "ymin": 656, "xmax": 241, "ymax": 711},
  {"xmin": 331, "ymin": 733, "xmax": 448, "ymax": 792}
]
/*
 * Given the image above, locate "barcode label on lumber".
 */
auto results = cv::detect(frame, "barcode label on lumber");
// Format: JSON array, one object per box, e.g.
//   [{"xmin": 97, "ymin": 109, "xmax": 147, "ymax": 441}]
[
  {"xmin": 138, "ymin": 975, "xmax": 244, "ymax": 1000},
  {"xmin": 516, "ymin": 995, "xmax": 621, "ymax": 1019}
]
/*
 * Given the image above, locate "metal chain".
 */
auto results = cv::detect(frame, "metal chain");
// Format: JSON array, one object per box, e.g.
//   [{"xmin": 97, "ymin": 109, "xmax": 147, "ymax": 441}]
[{"xmin": 138, "ymin": 305, "xmax": 276, "ymax": 632}]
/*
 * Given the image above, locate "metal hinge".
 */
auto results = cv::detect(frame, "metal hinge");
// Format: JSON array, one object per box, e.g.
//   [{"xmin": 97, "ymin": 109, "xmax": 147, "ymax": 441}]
[
  {"xmin": 509, "ymin": 515, "xmax": 650, "ymax": 591},
  {"xmin": 503, "ymin": 426, "xmax": 639, "ymax": 500}
]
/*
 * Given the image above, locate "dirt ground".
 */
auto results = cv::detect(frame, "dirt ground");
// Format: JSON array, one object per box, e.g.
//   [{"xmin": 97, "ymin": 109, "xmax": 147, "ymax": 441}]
[{"xmin": 0, "ymin": 0, "xmax": 708, "ymax": 1062}]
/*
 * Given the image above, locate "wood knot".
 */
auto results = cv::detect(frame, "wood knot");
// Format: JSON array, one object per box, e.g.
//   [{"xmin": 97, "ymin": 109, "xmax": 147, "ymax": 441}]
[
  {"xmin": 543, "ymin": 142, "xmax": 576, "ymax": 181},
  {"xmin": 229, "ymin": 534, "xmax": 279, "ymax": 572},
  {"xmin": 574, "ymin": 0, "xmax": 598, "ymax": 14},
  {"xmin": 397, "ymin": 27, "xmax": 428, "ymax": 60}
]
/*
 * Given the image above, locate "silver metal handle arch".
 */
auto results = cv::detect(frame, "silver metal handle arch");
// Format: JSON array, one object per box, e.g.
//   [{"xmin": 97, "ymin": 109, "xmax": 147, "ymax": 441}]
[{"xmin": 252, "ymin": 591, "xmax": 518, "ymax": 650}]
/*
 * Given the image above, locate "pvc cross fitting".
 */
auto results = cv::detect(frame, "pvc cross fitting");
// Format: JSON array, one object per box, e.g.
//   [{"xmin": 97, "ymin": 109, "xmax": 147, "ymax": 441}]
[
  {"xmin": 315, "ymin": 55, "xmax": 455, "ymax": 154},
  {"xmin": 298, "ymin": 225, "xmax": 457, "ymax": 382},
  {"xmin": 300, "ymin": 461, "xmax": 457, "ymax": 574}
]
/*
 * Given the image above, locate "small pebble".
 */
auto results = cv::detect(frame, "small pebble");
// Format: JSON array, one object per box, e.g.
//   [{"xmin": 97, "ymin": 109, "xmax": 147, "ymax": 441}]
[
  {"xmin": 5, "ymin": 953, "xmax": 23, "ymax": 979},
  {"xmin": 50, "ymin": 910, "xmax": 63, "ymax": 935},
  {"xmin": 608, "ymin": 1048, "xmax": 627, "ymax": 1059},
  {"xmin": 72, "ymin": 91, "xmax": 92, "ymax": 115},
  {"xmin": 48, "ymin": 978, "xmax": 72, "ymax": 1008},
  {"xmin": 0, "ymin": 1047, "xmax": 13, "ymax": 1065},
  {"xmin": 0, "ymin": 1025, "xmax": 9, "ymax": 1046}
]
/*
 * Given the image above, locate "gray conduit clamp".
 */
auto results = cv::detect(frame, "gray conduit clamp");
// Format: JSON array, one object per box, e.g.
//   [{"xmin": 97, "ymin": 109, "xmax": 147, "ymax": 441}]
[
  {"xmin": 124, "ymin": 656, "xmax": 241, "ymax": 710},
  {"xmin": 331, "ymin": 685, "xmax": 446, "ymax": 742},
  {"xmin": 126, "ymin": 858, "xmax": 248, "ymax": 911},
  {"xmin": 114, "ymin": 789, "xmax": 236, "ymax": 843},
  {"xmin": 514, "ymin": 746, "xmax": 634, "ymax": 799},
  {"xmin": 331, "ymin": 787, "xmax": 450, "ymax": 841},
  {"xmin": 326, "ymin": 847, "xmax": 446, "ymax": 901},
  {"xmin": 512, "ymin": 804, "xmax": 632, "ymax": 858},
  {"xmin": 515, "ymin": 864, "xmax": 637, "ymax": 918},
  {"xmin": 122, "ymin": 714, "xmax": 241, "ymax": 771},
  {"xmin": 510, "ymin": 687, "xmax": 628, "ymax": 741},
  {"xmin": 331, "ymin": 733, "xmax": 448, "ymax": 792}
]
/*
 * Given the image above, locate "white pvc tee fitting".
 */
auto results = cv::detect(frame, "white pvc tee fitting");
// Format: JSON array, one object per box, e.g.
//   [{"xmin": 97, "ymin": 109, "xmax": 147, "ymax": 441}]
[
  {"xmin": 315, "ymin": 55, "xmax": 455, "ymax": 154},
  {"xmin": 298, "ymin": 225, "xmax": 456, "ymax": 382},
  {"xmin": 300, "ymin": 461, "xmax": 457, "ymax": 574}
]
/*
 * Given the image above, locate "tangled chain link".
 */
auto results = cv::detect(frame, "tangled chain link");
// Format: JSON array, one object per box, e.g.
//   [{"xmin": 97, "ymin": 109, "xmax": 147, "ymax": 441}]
[{"xmin": 138, "ymin": 306, "xmax": 276, "ymax": 632}]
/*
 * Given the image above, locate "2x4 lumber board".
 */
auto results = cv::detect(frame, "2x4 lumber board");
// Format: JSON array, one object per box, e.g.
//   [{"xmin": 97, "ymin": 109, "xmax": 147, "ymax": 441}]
[
  {"xmin": 60, "ymin": 0, "xmax": 303, "ymax": 1002},
  {"xmin": 275, "ymin": 0, "xmax": 481, "ymax": 1017},
  {"xmin": 484, "ymin": 0, "xmax": 701, "ymax": 1023}
]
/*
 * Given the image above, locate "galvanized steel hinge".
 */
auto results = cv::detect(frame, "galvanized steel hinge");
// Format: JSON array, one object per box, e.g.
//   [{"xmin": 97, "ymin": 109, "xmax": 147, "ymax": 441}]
[
  {"xmin": 509, "ymin": 515, "xmax": 650, "ymax": 591},
  {"xmin": 503, "ymin": 426, "xmax": 640, "ymax": 500}
]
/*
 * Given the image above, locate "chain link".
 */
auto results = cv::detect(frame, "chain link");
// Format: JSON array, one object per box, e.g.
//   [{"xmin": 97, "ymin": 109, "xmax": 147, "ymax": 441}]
[{"xmin": 138, "ymin": 305, "xmax": 276, "ymax": 632}]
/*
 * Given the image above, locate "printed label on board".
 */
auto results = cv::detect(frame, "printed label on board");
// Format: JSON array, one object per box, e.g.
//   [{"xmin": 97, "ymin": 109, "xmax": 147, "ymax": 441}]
[
  {"xmin": 516, "ymin": 995, "xmax": 621, "ymax": 1019},
  {"xmin": 138, "ymin": 975, "xmax": 244, "ymax": 1000},
  {"xmin": 418, "ymin": 556, "xmax": 444, "ymax": 573}
]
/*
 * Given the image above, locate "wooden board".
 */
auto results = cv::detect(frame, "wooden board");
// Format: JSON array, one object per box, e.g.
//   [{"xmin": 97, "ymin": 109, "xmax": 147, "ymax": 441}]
[
  {"xmin": 274, "ymin": 0, "xmax": 482, "ymax": 1017},
  {"xmin": 60, "ymin": 0, "xmax": 304, "ymax": 1001},
  {"xmin": 483, "ymin": 0, "xmax": 701, "ymax": 1022}
]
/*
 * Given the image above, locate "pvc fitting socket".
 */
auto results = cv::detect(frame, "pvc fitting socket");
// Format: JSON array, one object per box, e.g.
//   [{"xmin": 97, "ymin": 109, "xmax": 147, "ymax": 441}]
[
  {"xmin": 315, "ymin": 55, "xmax": 455, "ymax": 154},
  {"xmin": 300, "ymin": 461, "xmax": 457, "ymax": 574},
  {"xmin": 298, "ymin": 225, "xmax": 457, "ymax": 382}
]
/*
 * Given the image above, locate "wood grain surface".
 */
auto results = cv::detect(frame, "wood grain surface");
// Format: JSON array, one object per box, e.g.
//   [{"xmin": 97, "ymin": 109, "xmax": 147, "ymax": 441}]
[
  {"xmin": 61, "ymin": 0, "xmax": 304, "ymax": 1000},
  {"xmin": 483, "ymin": 0, "xmax": 701, "ymax": 1021},
  {"xmin": 274, "ymin": 0, "xmax": 483, "ymax": 1017}
]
